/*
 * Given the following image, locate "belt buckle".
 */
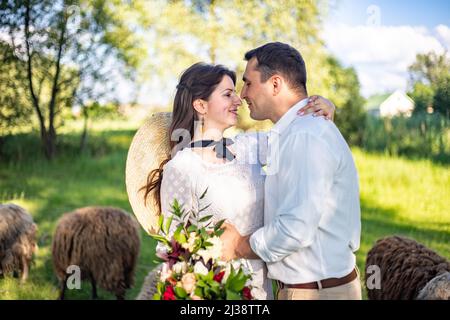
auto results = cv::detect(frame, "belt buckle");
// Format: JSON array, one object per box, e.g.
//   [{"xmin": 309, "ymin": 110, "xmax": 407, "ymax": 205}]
[{"xmin": 316, "ymin": 280, "xmax": 323, "ymax": 290}]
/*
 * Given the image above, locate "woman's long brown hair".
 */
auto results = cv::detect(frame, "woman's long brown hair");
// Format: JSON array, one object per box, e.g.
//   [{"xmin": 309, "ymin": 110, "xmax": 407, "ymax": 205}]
[{"xmin": 141, "ymin": 62, "xmax": 236, "ymax": 216}]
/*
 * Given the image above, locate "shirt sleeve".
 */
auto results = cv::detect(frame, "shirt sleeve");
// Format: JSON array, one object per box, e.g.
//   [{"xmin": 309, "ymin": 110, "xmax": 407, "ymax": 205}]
[{"xmin": 250, "ymin": 131, "xmax": 338, "ymax": 263}]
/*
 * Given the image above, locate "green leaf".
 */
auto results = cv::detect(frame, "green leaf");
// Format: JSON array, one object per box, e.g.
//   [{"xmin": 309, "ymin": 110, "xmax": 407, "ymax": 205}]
[
  {"xmin": 171, "ymin": 199, "xmax": 184, "ymax": 218},
  {"xmin": 164, "ymin": 215, "xmax": 174, "ymax": 235},
  {"xmin": 157, "ymin": 282, "xmax": 165, "ymax": 295},
  {"xmin": 198, "ymin": 203, "xmax": 212, "ymax": 213},
  {"xmin": 187, "ymin": 224, "xmax": 197, "ymax": 233},
  {"xmin": 149, "ymin": 234, "xmax": 170, "ymax": 246},
  {"xmin": 214, "ymin": 229, "xmax": 225, "ymax": 237},
  {"xmin": 214, "ymin": 219, "xmax": 226, "ymax": 231},
  {"xmin": 227, "ymin": 269, "xmax": 249, "ymax": 292},
  {"xmin": 203, "ymin": 241, "xmax": 213, "ymax": 247},
  {"xmin": 200, "ymin": 228, "xmax": 208, "ymax": 239},
  {"xmin": 226, "ymin": 289, "xmax": 242, "ymax": 300},
  {"xmin": 199, "ymin": 215, "xmax": 213, "ymax": 223},
  {"xmin": 158, "ymin": 214, "xmax": 164, "ymax": 231},
  {"xmin": 173, "ymin": 225, "xmax": 187, "ymax": 244},
  {"xmin": 174, "ymin": 286, "xmax": 188, "ymax": 298},
  {"xmin": 200, "ymin": 187, "xmax": 209, "ymax": 200},
  {"xmin": 153, "ymin": 293, "xmax": 161, "ymax": 300},
  {"xmin": 152, "ymin": 258, "xmax": 165, "ymax": 264},
  {"xmin": 194, "ymin": 287, "xmax": 204, "ymax": 298}
]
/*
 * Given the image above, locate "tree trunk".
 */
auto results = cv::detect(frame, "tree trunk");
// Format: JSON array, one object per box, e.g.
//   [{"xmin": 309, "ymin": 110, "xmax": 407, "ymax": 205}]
[
  {"xmin": 46, "ymin": 12, "xmax": 67, "ymax": 160},
  {"xmin": 80, "ymin": 106, "xmax": 89, "ymax": 153},
  {"xmin": 25, "ymin": 1, "xmax": 53, "ymax": 160}
]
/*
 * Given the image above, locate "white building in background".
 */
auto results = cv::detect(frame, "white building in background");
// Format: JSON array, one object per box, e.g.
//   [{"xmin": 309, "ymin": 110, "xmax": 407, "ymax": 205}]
[{"xmin": 379, "ymin": 90, "xmax": 415, "ymax": 118}]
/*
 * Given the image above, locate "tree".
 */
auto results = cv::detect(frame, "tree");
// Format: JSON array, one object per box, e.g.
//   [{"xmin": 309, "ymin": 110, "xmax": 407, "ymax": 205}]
[
  {"xmin": 0, "ymin": 41, "xmax": 32, "ymax": 135},
  {"xmin": 408, "ymin": 51, "xmax": 450, "ymax": 86},
  {"xmin": 433, "ymin": 74, "xmax": 450, "ymax": 118},
  {"xmin": 408, "ymin": 51, "xmax": 450, "ymax": 118},
  {"xmin": 324, "ymin": 56, "xmax": 366, "ymax": 146},
  {"xmin": 0, "ymin": 0, "xmax": 147, "ymax": 159},
  {"xmin": 410, "ymin": 82, "xmax": 434, "ymax": 115},
  {"xmin": 137, "ymin": 0, "xmax": 327, "ymax": 130}
]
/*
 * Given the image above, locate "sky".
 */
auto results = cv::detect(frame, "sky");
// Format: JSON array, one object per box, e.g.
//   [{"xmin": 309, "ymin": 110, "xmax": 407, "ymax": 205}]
[
  {"xmin": 322, "ymin": 0, "xmax": 450, "ymax": 97},
  {"xmin": 116, "ymin": 0, "xmax": 450, "ymax": 105}
]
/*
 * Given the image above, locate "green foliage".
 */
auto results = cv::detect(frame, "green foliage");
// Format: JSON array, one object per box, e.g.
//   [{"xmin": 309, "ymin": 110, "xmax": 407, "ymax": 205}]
[
  {"xmin": 408, "ymin": 52, "xmax": 450, "ymax": 118},
  {"xmin": 0, "ymin": 42, "xmax": 32, "ymax": 134},
  {"xmin": 410, "ymin": 82, "xmax": 434, "ymax": 115},
  {"xmin": 433, "ymin": 74, "xmax": 450, "ymax": 118},
  {"xmin": 362, "ymin": 113, "xmax": 450, "ymax": 163},
  {"xmin": 325, "ymin": 57, "xmax": 366, "ymax": 146},
  {"xmin": 0, "ymin": 0, "xmax": 147, "ymax": 157}
]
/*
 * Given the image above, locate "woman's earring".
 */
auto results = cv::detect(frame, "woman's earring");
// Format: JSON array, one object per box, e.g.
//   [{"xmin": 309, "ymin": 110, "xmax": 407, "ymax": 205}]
[{"xmin": 201, "ymin": 115, "xmax": 205, "ymax": 133}]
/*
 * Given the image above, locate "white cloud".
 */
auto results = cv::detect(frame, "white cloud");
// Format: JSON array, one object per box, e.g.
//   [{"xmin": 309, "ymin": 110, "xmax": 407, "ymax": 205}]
[
  {"xmin": 322, "ymin": 23, "xmax": 449, "ymax": 97},
  {"xmin": 435, "ymin": 24, "xmax": 450, "ymax": 49}
]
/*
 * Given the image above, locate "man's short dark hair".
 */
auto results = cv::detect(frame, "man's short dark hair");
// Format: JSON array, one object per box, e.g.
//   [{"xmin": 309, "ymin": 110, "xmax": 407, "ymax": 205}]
[{"xmin": 244, "ymin": 42, "xmax": 307, "ymax": 95}]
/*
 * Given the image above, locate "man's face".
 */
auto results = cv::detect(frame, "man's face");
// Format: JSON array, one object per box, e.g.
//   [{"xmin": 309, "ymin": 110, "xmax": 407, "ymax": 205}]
[{"xmin": 240, "ymin": 57, "xmax": 273, "ymax": 121}]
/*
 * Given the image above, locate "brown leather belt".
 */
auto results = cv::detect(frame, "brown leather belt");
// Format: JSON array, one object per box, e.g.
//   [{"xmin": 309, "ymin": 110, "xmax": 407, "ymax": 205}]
[{"xmin": 278, "ymin": 268, "xmax": 358, "ymax": 290}]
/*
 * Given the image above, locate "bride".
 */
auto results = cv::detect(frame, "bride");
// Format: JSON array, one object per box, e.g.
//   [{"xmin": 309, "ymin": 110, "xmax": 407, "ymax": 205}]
[{"xmin": 141, "ymin": 62, "xmax": 335, "ymax": 299}]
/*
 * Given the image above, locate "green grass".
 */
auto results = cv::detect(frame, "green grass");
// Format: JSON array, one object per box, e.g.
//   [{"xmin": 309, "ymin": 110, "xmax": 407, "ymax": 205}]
[
  {"xmin": 353, "ymin": 149, "xmax": 450, "ymax": 293},
  {"xmin": 0, "ymin": 122, "xmax": 449, "ymax": 299}
]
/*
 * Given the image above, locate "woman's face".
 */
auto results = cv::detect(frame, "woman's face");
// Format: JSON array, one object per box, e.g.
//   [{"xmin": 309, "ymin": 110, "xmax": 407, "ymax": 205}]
[{"xmin": 203, "ymin": 75, "xmax": 242, "ymax": 132}]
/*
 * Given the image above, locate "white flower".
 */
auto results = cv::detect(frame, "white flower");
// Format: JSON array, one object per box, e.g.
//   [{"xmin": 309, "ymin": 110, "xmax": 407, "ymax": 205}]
[
  {"xmin": 181, "ymin": 273, "xmax": 196, "ymax": 294},
  {"xmin": 172, "ymin": 261, "xmax": 188, "ymax": 274},
  {"xmin": 193, "ymin": 261, "xmax": 209, "ymax": 276},
  {"xmin": 197, "ymin": 236, "xmax": 223, "ymax": 263},
  {"xmin": 181, "ymin": 232, "xmax": 197, "ymax": 252},
  {"xmin": 160, "ymin": 263, "xmax": 172, "ymax": 282}
]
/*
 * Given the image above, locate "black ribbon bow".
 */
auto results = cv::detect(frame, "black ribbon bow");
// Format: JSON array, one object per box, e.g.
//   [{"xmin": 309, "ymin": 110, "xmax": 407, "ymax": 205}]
[{"xmin": 189, "ymin": 138, "xmax": 235, "ymax": 161}]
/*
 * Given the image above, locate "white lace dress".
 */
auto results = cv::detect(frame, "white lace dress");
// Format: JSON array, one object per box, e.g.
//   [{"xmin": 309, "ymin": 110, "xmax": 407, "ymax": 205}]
[{"xmin": 159, "ymin": 133, "xmax": 272, "ymax": 300}]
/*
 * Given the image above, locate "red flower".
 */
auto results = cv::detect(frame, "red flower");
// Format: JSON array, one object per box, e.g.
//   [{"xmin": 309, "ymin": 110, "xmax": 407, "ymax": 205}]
[
  {"xmin": 242, "ymin": 286, "xmax": 252, "ymax": 300},
  {"xmin": 162, "ymin": 285, "xmax": 176, "ymax": 300},
  {"xmin": 213, "ymin": 271, "xmax": 225, "ymax": 283}
]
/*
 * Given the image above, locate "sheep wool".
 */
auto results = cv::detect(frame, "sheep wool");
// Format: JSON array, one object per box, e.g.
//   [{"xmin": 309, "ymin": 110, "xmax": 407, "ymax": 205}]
[
  {"xmin": 365, "ymin": 235, "xmax": 450, "ymax": 300},
  {"xmin": 0, "ymin": 203, "xmax": 37, "ymax": 282},
  {"xmin": 52, "ymin": 206, "xmax": 141, "ymax": 300}
]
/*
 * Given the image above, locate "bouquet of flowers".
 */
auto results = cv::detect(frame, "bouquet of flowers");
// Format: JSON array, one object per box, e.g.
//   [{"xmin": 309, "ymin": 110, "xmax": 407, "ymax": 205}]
[{"xmin": 150, "ymin": 190, "xmax": 254, "ymax": 300}]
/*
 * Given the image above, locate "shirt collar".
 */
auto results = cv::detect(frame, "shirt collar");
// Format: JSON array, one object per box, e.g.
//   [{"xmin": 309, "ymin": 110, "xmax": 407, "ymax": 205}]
[{"xmin": 270, "ymin": 98, "xmax": 309, "ymax": 136}]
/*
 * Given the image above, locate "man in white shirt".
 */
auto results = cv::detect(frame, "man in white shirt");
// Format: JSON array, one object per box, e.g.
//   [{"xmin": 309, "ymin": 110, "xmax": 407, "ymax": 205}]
[{"xmin": 221, "ymin": 42, "xmax": 362, "ymax": 300}]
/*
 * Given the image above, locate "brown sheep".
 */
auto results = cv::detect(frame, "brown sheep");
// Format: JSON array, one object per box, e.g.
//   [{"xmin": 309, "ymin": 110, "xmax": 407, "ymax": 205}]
[
  {"xmin": 365, "ymin": 235, "xmax": 450, "ymax": 300},
  {"xmin": 52, "ymin": 206, "xmax": 141, "ymax": 300},
  {"xmin": 0, "ymin": 203, "xmax": 38, "ymax": 283}
]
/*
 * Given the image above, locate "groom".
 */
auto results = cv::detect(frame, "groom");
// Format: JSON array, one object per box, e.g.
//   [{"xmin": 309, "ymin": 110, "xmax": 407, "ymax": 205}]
[{"xmin": 221, "ymin": 42, "xmax": 362, "ymax": 300}]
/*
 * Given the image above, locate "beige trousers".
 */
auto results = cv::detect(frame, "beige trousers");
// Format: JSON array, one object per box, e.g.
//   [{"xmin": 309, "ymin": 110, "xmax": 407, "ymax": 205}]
[{"xmin": 277, "ymin": 276, "xmax": 362, "ymax": 300}]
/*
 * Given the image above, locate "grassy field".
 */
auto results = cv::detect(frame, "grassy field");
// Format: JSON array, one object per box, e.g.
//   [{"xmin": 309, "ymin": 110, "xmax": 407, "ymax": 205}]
[{"xmin": 0, "ymin": 121, "xmax": 449, "ymax": 299}]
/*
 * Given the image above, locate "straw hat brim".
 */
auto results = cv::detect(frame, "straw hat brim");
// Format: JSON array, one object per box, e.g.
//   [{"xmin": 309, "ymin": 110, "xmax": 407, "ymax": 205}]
[{"xmin": 125, "ymin": 112, "xmax": 172, "ymax": 234}]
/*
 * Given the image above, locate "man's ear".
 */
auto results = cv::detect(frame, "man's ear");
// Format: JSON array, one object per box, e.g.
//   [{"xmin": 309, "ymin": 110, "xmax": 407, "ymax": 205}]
[
  {"xmin": 271, "ymin": 75, "xmax": 283, "ymax": 96},
  {"xmin": 193, "ymin": 99, "xmax": 207, "ymax": 114}
]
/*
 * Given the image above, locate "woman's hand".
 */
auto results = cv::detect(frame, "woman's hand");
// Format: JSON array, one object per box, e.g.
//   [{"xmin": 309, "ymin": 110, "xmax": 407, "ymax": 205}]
[{"xmin": 298, "ymin": 95, "xmax": 336, "ymax": 121}]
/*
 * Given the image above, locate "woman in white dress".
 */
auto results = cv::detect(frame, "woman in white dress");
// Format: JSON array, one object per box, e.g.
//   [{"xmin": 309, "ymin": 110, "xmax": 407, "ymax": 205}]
[{"xmin": 141, "ymin": 62, "xmax": 335, "ymax": 299}]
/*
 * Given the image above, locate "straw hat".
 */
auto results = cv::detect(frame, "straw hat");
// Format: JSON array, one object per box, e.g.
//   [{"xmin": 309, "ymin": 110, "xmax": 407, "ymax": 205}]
[{"xmin": 125, "ymin": 112, "xmax": 172, "ymax": 234}]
